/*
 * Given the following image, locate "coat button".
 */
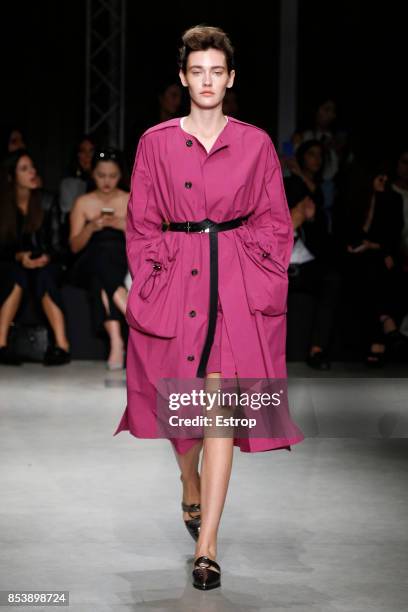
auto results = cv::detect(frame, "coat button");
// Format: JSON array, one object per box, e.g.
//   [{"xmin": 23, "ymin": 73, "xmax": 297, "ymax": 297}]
[
  {"xmin": 191, "ymin": 268, "xmax": 198, "ymax": 276},
  {"xmin": 187, "ymin": 354, "xmax": 195, "ymax": 361},
  {"xmin": 189, "ymin": 310, "xmax": 196, "ymax": 317},
  {"xmin": 184, "ymin": 181, "xmax": 192, "ymax": 189},
  {"xmin": 186, "ymin": 139, "xmax": 193, "ymax": 147},
  {"xmin": 262, "ymin": 252, "xmax": 270, "ymax": 258}
]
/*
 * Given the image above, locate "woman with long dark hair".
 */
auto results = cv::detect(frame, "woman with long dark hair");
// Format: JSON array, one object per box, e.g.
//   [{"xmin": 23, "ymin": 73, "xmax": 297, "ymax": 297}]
[{"xmin": 0, "ymin": 149, "xmax": 70, "ymax": 365}]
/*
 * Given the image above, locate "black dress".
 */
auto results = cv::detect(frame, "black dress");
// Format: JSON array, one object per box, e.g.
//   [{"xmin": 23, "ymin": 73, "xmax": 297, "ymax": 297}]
[
  {"xmin": 67, "ymin": 225, "xmax": 128, "ymax": 331},
  {"xmin": 0, "ymin": 192, "xmax": 64, "ymax": 313}
]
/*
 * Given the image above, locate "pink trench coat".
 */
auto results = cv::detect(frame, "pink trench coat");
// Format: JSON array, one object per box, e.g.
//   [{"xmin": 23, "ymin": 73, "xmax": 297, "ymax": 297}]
[{"xmin": 113, "ymin": 116, "xmax": 305, "ymax": 454}]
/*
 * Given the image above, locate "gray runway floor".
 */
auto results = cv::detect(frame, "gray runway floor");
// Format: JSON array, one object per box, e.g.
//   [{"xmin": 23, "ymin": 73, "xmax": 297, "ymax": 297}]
[{"xmin": 0, "ymin": 362, "xmax": 407, "ymax": 611}]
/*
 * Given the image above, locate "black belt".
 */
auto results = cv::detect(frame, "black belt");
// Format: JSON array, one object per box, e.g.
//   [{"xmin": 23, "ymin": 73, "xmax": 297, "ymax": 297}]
[{"xmin": 162, "ymin": 214, "xmax": 252, "ymax": 377}]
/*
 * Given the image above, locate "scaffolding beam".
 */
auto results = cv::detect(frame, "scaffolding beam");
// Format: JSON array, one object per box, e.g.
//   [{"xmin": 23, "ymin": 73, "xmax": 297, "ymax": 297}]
[{"xmin": 85, "ymin": 0, "xmax": 126, "ymax": 149}]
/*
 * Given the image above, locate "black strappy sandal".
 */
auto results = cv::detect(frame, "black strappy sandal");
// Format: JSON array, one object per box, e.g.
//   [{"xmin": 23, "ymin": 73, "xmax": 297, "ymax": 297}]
[
  {"xmin": 192, "ymin": 556, "xmax": 221, "ymax": 590},
  {"xmin": 180, "ymin": 474, "xmax": 201, "ymax": 541},
  {"xmin": 181, "ymin": 501, "xmax": 201, "ymax": 541}
]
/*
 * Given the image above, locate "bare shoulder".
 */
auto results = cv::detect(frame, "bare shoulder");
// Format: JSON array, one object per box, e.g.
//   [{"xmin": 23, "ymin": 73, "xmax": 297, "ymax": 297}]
[
  {"xmin": 117, "ymin": 188, "xmax": 130, "ymax": 198},
  {"xmin": 117, "ymin": 188, "xmax": 130, "ymax": 207},
  {"xmin": 71, "ymin": 192, "xmax": 90, "ymax": 213}
]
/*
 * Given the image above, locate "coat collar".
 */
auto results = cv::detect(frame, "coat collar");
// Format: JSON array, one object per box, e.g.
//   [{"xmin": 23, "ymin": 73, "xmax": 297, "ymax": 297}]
[{"xmin": 177, "ymin": 115, "xmax": 236, "ymax": 156}]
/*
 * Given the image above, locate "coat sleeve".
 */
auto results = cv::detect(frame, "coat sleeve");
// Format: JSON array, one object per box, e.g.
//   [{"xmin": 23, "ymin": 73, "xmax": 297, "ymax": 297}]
[
  {"xmin": 238, "ymin": 134, "xmax": 293, "ymax": 272},
  {"xmin": 126, "ymin": 135, "xmax": 175, "ymax": 282},
  {"xmin": 234, "ymin": 134, "xmax": 294, "ymax": 315}
]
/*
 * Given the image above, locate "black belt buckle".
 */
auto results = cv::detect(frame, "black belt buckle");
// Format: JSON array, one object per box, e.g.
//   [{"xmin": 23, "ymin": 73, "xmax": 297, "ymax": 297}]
[{"xmin": 199, "ymin": 219, "xmax": 214, "ymax": 233}]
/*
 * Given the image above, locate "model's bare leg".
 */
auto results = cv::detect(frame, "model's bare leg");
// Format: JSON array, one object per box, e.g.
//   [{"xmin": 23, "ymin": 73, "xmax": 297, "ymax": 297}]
[
  {"xmin": 173, "ymin": 440, "xmax": 203, "ymax": 520},
  {"xmin": 41, "ymin": 292, "xmax": 70, "ymax": 350},
  {"xmin": 194, "ymin": 371, "xmax": 234, "ymax": 569},
  {"xmin": 101, "ymin": 289, "xmax": 124, "ymax": 366},
  {"xmin": 0, "ymin": 284, "xmax": 23, "ymax": 346}
]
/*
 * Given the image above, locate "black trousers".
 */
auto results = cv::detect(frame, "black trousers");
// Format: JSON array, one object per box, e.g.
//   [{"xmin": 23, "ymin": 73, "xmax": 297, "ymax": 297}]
[
  {"xmin": 288, "ymin": 258, "xmax": 342, "ymax": 350},
  {"xmin": 67, "ymin": 240, "xmax": 127, "ymax": 332},
  {"xmin": 0, "ymin": 260, "xmax": 64, "ymax": 311}
]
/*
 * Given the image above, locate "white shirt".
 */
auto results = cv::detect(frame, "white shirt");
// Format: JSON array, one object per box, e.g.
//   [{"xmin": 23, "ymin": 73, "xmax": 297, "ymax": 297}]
[{"xmin": 290, "ymin": 229, "xmax": 315, "ymax": 264}]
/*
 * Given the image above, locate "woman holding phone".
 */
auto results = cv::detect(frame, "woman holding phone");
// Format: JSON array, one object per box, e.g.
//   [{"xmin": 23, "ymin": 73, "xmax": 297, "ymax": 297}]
[
  {"xmin": 69, "ymin": 147, "xmax": 129, "ymax": 369},
  {"xmin": 0, "ymin": 149, "xmax": 69, "ymax": 366}
]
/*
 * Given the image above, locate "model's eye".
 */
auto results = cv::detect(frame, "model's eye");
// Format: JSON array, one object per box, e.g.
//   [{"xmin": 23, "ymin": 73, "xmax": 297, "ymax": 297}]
[{"xmin": 214, "ymin": 72, "xmax": 223, "ymax": 76}]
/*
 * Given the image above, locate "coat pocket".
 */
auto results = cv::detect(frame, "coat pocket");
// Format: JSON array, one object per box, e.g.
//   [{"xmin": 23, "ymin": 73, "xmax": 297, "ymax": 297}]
[
  {"xmin": 236, "ymin": 227, "xmax": 289, "ymax": 316},
  {"xmin": 126, "ymin": 241, "xmax": 180, "ymax": 338}
]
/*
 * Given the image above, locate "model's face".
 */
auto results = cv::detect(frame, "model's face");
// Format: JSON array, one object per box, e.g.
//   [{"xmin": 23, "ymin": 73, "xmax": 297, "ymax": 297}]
[
  {"xmin": 179, "ymin": 48, "xmax": 235, "ymax": 110},
  {"xmin": 396, "ymin": 152, "xmax": 408, "ymax": 182},
  {"xmin": 93, "ymin": 161, "xmax": 121, "ymax": 194},
  {"xmin": 78, "ymin": 139, "xmax": 95, "ymax": 172},
  {"xmin": 159, "ymin": 83, "xmax": 182, "ymax": 115},
  {"xmin": 303, "ymin": 146, "xmax": 323, "ymax": 174},
  {"xmin": 15, "ymin": 155, "xmax": 38, "ymax": 190}
]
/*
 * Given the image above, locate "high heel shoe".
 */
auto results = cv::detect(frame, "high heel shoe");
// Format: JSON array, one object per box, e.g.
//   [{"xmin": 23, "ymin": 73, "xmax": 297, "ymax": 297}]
[
  {"xmin": 180, "ymin": 474, "xmax": 201, "ymax": 541},
  {"xmin": 192, "ymin": 556, "xmax": 221, "ymax": 590}
]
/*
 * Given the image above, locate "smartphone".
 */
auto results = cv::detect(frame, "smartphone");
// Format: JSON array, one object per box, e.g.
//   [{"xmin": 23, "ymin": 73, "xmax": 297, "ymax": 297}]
[{"xmin": 101, "ymin": 207, "xmax": 115, "ymax": 216}]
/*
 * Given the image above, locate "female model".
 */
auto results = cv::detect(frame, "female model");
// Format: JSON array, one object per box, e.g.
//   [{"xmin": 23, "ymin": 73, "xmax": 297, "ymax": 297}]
[
  {"xmin": 0, "ymin": 149, "xmax": 69, "ymax": 365},
  {"xmin": 69, "ymin": 148, "xmax": 129, "ymax": 370},
  {"xmin": 114, "ymin": 25, "xmax": 305, "ymax": 589}
]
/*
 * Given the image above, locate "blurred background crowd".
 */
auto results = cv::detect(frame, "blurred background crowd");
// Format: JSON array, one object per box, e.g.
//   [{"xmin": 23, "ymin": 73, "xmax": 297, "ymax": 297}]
[{"xmin": 1, "ymin": 2, "xmax": 407, "ymax": 371}]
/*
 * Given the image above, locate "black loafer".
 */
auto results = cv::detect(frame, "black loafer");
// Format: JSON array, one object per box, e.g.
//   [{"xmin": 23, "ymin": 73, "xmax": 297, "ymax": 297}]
[
  {"xmin": 306, "ymin": 349, "xmax": 331, "ymax": 370},
  {"xmin": 43, "ymin": 346, "xmax": 71, "ymax": 366},
  {"xmin": 0, "ymin": 346, "xmax": 22, "ymax": 366},
  {"xmin": 192, "ymin": 556, "xmax": 221, "ymax": 590}
]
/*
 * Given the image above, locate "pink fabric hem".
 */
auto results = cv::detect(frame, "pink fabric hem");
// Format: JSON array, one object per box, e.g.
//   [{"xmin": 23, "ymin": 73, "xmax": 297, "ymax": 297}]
[{"xmin": 113, "ymin": 413, "xmax": 305, "ymax": 455}]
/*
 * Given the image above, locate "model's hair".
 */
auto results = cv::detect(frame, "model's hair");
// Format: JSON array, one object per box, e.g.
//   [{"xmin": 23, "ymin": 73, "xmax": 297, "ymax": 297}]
[
  {"xmin": 178, "ymin": 25, "xmax": 235, "ymax": 74},
  {"xmin": 0, "ymin": 149, "xmax": 43, "ymax": 241}
]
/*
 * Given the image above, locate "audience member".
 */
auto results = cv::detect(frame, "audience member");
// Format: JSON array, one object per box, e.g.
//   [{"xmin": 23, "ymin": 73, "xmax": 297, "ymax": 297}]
[
  {"xmin": 0, "ymin": 149, "xmax": 69, "ymax": 366},
  {"xmin": 68, "ymin": 147, "xmax": 129, "ymax": 370}
]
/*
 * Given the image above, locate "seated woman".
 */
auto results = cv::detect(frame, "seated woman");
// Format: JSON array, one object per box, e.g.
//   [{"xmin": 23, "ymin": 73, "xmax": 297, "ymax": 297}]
[
  {"xmin": 0, "ymin": 149, "xmax": 70, "ymax": 366},
  {"xmin": 68, "ymin": 147, "xmax": 129, "ymax": 370},
  {"xmin": 342, "ymin": 163, "xmax": 407, "ymax": 366}
]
